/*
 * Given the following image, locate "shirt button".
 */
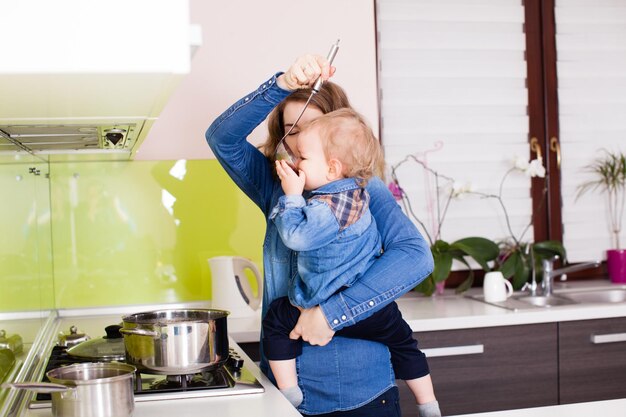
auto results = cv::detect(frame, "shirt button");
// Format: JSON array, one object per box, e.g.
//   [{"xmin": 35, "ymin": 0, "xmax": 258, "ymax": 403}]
[
  {"xmin": 244, "ymin": 97, "xmax": 249, "ymax": 101},
  {"xmin": 262, "ymin": 84, "xmax": 266, "ymax": 88},
  {"xmin": 369, "ymin": 301, "xmax": 375, "ymax": 306},
  {"xmin": 333, "ymin": 319, "xmax": 339, "ymax": 325},
  {"xmin": 341, "ymin": 315, "xmax": 347, "ymax": 321}
]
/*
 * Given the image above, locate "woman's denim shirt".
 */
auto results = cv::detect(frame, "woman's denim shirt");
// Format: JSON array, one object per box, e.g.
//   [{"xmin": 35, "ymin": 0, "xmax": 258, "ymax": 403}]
[
  {"xmin": 270, "ymin": 179, "xmax": 382, "ymax": 309},
  {"xmin": 206, "ymin": 73, "xmax": 433, "ymax": 414}
]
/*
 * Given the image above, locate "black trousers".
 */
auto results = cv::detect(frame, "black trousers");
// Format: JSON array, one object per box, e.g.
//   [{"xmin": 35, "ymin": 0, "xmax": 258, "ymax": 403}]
[{"xmin": 262, "ymin": 297, "xmax": 430, "ymax": 380}]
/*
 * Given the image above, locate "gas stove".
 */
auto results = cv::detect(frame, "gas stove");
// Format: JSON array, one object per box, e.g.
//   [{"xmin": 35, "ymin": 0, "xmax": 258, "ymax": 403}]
[{"xmin": 29, "ymin": 336, "xmax": 264, "ymax": 409}]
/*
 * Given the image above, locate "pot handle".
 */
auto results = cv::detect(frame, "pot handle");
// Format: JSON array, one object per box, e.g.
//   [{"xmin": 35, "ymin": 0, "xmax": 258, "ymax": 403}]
[
  {"xmin": 2, "ymin": 382, "xmax": 69, "ymax": 393},
  {"xmin": 119, "ymin": 328, "xmax": 160, "ymax": 338}
]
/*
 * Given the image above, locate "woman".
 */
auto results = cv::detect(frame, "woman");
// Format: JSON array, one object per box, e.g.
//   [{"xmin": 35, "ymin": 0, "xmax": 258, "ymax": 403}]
[{"xmin": 206, "ymin": 54, "xmax": 435, "ymax": 416}]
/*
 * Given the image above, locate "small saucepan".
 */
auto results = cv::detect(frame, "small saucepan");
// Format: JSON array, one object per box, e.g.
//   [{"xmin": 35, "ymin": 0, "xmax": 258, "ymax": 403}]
[
  {"xmin": 3, "ymin": 362, "xmax": 136, "ymax": 417},
  {"xmin": 119, "ymin": 309, "xmax": 229, "ymax": 375}
]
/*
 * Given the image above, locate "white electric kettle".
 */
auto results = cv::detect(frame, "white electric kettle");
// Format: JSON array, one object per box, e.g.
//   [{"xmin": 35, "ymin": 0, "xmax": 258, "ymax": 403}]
[{"xmin": 208, "ymin": 256, "xmax": 263, "ymax": 318}]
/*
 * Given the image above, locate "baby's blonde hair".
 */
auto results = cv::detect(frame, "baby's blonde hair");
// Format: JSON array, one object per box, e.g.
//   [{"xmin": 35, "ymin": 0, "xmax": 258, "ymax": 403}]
[{"xmin": 303, "ymin": 108, "xmax": 383, "ymax": 182}]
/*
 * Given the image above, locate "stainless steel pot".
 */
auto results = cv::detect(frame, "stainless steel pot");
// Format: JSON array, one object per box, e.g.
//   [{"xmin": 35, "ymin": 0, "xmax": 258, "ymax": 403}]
[
  {"xmin": 119, "ymin": 309, "xmax": 229, "ymax": 375},
  {"xmin": 4, "ymin": 362, "xmax": 136, "ymax": 417}
]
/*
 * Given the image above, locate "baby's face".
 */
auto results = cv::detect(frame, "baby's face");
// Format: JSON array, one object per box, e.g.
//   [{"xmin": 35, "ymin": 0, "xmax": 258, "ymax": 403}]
[{"xmin": 296, "ymin": 127, "xmax": 331, "ymax": 191}]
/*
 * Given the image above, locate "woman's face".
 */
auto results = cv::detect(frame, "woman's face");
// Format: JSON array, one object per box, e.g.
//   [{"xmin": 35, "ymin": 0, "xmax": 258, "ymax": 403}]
[{"xmin": 282, "ymin": 101, "xmax": 324, "ymax": 160}]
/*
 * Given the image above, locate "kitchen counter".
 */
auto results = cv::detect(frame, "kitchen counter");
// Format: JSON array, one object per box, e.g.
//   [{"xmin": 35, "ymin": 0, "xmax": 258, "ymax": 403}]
[
  {"xmin": 398, "ymin": 279, "xmax": 626, "ymax": 331},
  {"xmin": 227, "ymin": 279, "xmax": 626, "ymax": 342},
  {"xmin": 448, "ymin": 398, "xmax": 626, "ymax": 417},
  {"xmin": 226, "ymin": 279, "xmax": 626, "ymax": 417},
  {"xmin": 4, "ymin": 279, "xmax": 626, "ymax": 417}
]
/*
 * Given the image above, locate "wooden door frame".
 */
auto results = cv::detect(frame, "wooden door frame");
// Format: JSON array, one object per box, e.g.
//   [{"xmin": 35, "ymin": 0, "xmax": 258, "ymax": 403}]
[
  {"xmin": 524, "ymin": 0, "xmax": 553, "ymax": 243},
  {"xmin": 526, "ymin": 0, "xmax": 605, "ymax": 277}
]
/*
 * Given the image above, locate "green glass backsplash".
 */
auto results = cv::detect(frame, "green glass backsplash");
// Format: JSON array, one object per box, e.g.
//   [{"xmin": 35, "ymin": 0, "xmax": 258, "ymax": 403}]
[
  {"xmin": 0, "ymin": 159, "xmax": 265, "ymax": 311},
  {"xmin": 0, "ymin": 161, "xmax": 54, "ymax": 312}
]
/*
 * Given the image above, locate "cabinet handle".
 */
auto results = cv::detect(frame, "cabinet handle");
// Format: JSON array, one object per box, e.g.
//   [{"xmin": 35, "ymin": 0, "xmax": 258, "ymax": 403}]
[
  {"xmin": 591, "ymin": 332, "xmax": 626, "ymax": 344},
  {"xmin": 422, "ymin": 344, "xmax": 484, "ymax": 358}
]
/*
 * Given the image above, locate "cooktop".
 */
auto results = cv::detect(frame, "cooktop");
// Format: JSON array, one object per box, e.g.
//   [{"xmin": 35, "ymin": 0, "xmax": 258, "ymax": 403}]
[{"xmin": 30, "ymin": 344, "xmax": 264, "ymax": 408}]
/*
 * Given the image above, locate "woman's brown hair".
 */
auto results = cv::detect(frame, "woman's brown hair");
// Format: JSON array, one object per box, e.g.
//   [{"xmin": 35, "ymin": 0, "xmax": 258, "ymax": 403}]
[
  {"xmin": 262, "ymin": 82, "xmax": 351, "ymax": 160},
  {"xmin": 261, "ymin": 81, "xmax": 385, "ymax": 178}
]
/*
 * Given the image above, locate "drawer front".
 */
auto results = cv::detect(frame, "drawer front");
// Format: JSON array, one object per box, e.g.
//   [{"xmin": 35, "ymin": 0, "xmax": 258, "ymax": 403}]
[
  {"xmin": 397, "ymin": 323, "xmax": 558, "ymax": 416},
  {"xmin": 559, "ymin": 317, "xmax": 626, "ymax": 404}
]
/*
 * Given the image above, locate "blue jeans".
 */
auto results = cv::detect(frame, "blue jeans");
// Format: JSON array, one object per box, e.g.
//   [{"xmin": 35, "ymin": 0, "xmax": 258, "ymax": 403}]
[{"xmin": 303, "ymin": 387, "xmax": 401, "ymax": 417}]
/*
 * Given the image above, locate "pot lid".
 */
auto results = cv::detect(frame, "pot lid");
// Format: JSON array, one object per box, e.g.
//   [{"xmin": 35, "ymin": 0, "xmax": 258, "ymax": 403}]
[
  {"xmin": 57, "ymin": 325, "xmax": 90, "ymax": 348},
  {"xmin": 66, "ymin": 325, "xmax": 125, "ymax": 361}
]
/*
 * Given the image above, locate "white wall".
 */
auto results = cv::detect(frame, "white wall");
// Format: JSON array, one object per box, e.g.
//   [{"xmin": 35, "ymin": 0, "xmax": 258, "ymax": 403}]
[{"xmin": 136, "ymin": 0, "xmax": 379, "ymax": 160}]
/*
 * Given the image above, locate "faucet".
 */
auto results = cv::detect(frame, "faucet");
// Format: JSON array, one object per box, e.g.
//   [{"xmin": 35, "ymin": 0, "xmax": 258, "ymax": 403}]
[{"xmin": 541, "ymin": 256, "xmax": 601, "ymax": 297}]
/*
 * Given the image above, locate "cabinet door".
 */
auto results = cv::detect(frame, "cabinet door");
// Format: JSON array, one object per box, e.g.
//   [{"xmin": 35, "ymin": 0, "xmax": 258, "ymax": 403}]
[
  {"xmin": 397, "ymin": 323, "xmax": 558, "ymax": 416},
  {"xmin": 559, "ymin": 317, "xmax": 626, "ymax": 404}
]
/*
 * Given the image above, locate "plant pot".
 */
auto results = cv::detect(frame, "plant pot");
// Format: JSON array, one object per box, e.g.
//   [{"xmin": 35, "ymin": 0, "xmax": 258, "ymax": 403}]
[{"xmin": 606, "ymin": 249, "xmax": 626, "ymax": 284}]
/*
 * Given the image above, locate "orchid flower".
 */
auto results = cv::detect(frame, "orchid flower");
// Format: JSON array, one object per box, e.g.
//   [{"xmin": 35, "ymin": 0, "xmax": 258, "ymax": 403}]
[
  {"xmin": 526, "ymin": 158, "xmax": 546, "ymax": 178},
  {"xmin": 451, "ymin": 181, "xmax": 474, "ymax": 199},
  {"xmin": 513, "ymin": 156, "xmax": 529, "ymax": 171},
  {"xmin": 513, "ymin": 156, "xmax": 546, "ymax": 178}
]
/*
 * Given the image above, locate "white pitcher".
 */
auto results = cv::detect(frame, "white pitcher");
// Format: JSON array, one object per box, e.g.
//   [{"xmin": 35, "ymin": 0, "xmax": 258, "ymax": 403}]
[
  {"xmin": 483, "ymin": 271, "xmax": 514, "ymax": 303},
  {"xmin": 208, "ymin": 256, "xmax": 263, "ymax": 318}
]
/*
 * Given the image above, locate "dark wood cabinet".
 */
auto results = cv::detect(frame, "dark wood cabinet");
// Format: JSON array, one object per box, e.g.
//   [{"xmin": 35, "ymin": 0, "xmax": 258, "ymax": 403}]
[
  {"xmin": 559, "ymin": 317, "xmax": 626, "ymax": 404},
  {"xmin": 397, "ymin": 324, "xmax": 559, "ymax": 416},
  {"xmin": 239, "ymin": 317, "xmax": 626, "ymax": 414}
]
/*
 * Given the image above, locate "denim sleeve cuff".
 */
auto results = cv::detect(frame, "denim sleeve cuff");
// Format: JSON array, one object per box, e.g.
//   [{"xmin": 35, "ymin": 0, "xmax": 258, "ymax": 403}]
[
  {"xmin": 258, "ymin": 72, "xmax": 291, "ymax": 104},
  {"xmin": 269, "ymin": 194, "xmax": 306, "ymax": 220},
  {"xmin": 319, "ymin": 293, "xmax": 355, "ymax": 331},
  {"xmin": 319, "ymin": 285, "xmax": 405, "ymax": 331},
  {"xmin": 280, "ymin": 194, "xmax": 306, "ymax": 208}
]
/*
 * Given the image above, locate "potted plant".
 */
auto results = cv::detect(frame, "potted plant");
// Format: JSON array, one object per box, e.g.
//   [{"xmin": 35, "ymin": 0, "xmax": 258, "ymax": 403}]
[
  {"xmin": 389, "ymin": 155, "xmax": 500, "ymax": 296},
  {"xmin": 577, "ymin": 150, "xmax": 626, "ymax": 283},
  {"xmin": 468, "ymin": 156, "xmax": 566, "ymax": 289}
]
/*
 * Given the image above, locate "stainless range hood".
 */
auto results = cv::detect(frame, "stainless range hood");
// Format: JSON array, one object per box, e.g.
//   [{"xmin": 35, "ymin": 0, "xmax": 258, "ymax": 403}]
[
  {"xmin": 0, "ymin": 125, "xmax": 137, "ymax": 152},
  {"xmin": 0, "ymin": 0, "xmax": 200, "ymax": 162}
]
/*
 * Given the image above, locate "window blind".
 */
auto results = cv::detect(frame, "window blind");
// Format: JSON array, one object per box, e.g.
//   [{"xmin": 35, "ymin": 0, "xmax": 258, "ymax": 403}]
[
  {"xmin": 376, "ymin": 0, "xmax": 531, "ymax": 261},
  {"xmin": 556, "ymin": 0, "xmax": 626, "ymax": 262}
]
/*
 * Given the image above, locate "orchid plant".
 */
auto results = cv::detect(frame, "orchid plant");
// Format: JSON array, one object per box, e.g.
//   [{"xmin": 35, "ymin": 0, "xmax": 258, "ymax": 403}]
[
  {"xmin": 390, "ymin": 152, "xmax": 567, "ymax": 294},
  {"xmin": 467, "ymin": 156, "xmax": 566, "ymax": 289},
  {"xmin": 389, "ymin": 154, "xmax": 499, "ymax": 296}
]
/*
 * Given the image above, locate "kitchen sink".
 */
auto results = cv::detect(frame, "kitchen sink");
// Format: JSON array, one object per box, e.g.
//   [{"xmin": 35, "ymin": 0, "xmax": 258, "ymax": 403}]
[
  {"xmin": 513, "ymin": 294, "xmax": 577, "ymax": 308},
  {"xmin": 467, "ymin": 286, "xmax": 626, "ymax": 311},
  {"xmin": 563, "ymin": 288, "xmax": 626, "ymax": 304}
]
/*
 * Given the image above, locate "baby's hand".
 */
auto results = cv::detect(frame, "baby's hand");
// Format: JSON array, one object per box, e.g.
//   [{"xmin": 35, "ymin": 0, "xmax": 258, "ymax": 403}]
[{"xmin": 276, "ymin": 160, "xmax": 305, "ymax": 196}]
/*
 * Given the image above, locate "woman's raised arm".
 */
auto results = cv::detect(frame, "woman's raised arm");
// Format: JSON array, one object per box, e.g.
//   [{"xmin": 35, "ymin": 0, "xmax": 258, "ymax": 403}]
[{"xmin": 205, "ymin": 74, "xmax": 289, "ymax": 214}]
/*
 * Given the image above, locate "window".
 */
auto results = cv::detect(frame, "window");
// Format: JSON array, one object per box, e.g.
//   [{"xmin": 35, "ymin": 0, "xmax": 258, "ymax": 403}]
[
  {"xmin": 377, "ymin": 0, "xmax": 533, "ymax": 255},
  {"xmin": 377, "ymin": 0, "xmax": 622, "ymax": 277}
]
